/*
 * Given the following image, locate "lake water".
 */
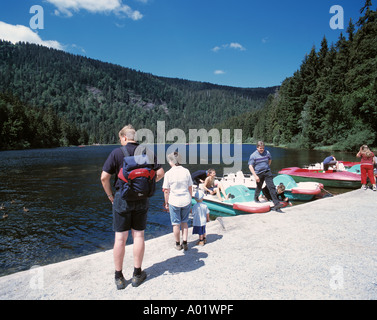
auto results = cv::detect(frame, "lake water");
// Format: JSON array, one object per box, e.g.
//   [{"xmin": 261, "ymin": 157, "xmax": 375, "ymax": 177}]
[{"xmin": 0, "ymin": 144, "xmax": 358, "ymax": 276}]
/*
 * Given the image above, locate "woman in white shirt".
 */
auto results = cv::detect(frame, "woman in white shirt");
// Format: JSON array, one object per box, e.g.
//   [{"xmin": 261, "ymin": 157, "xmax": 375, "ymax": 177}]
[{"xmin": 163, "ymin": 152, "xmax": 193, "ymax": 251}]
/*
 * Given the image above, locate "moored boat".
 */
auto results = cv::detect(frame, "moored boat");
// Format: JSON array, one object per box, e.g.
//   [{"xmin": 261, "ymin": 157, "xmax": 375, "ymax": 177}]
[
  {"xmin": 192, "ymin": 184, "xmax": 271, "ymax": 216},
  {"xmin": 278, "ymin": 167, "xmax": 361, "ymax": 188},
  {"xmin": 272, "ymin": 174, "xmax": 323, "ymax": 201},
  {"xmin": 220, "ymin": 171, "xmax": 323, "ymax": 201}
]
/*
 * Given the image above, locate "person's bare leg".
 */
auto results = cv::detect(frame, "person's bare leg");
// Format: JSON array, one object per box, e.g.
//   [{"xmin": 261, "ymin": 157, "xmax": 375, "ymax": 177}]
[
  {"xmin": 181, "ymin": 222, "xmax": 188, "ymax": 242},
  {"xmin": 132, "ymin": 229, "xmax": 145, "ymax": 269},
  {"xmin": 219, "ymin": 183, "xmax": 229, "ymax": 199},
  {"xmin": 215, "ymin": 188, "xmax": 223, "ymax": 201},
  {"xmin": 114, "ymin": 231, "xmax": 128, "ymax": 271},
  {"xmin": 173, "ymin": 224, "xmax": 181, "ymax": 243}
]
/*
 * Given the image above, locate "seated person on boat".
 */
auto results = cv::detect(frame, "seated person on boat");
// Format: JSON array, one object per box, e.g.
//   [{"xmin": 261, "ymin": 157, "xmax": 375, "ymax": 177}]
[{"xmin": 203, "ymin": 168, "xmax": 229, "ymax": 201}]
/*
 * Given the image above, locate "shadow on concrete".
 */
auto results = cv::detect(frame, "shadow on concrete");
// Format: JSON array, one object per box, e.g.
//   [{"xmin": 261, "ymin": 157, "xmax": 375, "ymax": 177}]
[{"xmin": 144, "ymin": 233, "xmax": 223, "ymax": 282}]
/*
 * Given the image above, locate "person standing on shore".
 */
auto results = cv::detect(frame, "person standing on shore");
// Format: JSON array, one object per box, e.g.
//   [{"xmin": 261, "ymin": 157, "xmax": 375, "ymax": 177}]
[
  {"xmin": 356, "ymin": 145, "xmax": 377, "ymax": 191},
  {"xmin": 192, "ymin": 190, "xmax": 210, "ymax": 246},
  {"xmin": 101, "ymin": 125, "xmax": 164, "ymax": 290},
  {"xmin": 248, "ymin": 141, "xmax": 284, "ymax": 212},
  {"xmin": 163, "ymin": 152, "xmax": 193, "ymax": 251}
]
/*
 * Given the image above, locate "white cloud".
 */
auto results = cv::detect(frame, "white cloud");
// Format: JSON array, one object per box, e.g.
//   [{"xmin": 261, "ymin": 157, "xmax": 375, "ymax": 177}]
[
  {"xmin": 117, "ymin": 4, "xmax": 143, "ymax": 20},
  {"xmin": 211, "ymin": 42, "xmax": 246, "ymax": 52},
  {"xmin": 214, "ymin": 70, "xmax": 226, "ymax": 75},
  {"xmin": 0, "ymin": 21, "xmax": 63, "ymax": 50},
  {"xmin": 46, "ymin": 0, "xmax": 143, "ymax": 20},
  {"xmin": 229, "ymin": 42, "xmax": 246, "ymax": 51}
]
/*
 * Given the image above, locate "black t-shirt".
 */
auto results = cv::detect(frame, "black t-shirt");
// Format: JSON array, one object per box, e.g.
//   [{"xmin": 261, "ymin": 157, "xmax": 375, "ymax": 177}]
[{"xmin": 102, "ymin": 143, "xmax": 162, "ymax": 190}]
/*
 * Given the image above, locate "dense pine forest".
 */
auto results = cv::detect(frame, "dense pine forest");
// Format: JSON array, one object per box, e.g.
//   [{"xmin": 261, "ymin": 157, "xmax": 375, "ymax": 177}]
[
  {"xmin": 220, "ymin": 1, "xmax": 377, "ymax": 151},
  {"xmin": 0, "ymin": 39, "xmax": 275, "ymax": 150}
]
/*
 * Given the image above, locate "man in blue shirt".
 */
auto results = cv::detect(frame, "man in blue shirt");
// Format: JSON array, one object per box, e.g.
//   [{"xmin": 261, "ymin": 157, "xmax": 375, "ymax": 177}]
[
  {"xmin": 323, "ymin": 155, "xmax": 338, "ymax": 171},
  {"xmin": 248, "ymin": 141, "xmax": 283, "ymax": 212}
]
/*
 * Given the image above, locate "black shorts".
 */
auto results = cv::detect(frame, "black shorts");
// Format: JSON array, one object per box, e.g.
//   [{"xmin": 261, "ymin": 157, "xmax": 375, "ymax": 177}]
[{"xmin": 112, "ymin": 191, "xmax": 149, "ymax": 232}]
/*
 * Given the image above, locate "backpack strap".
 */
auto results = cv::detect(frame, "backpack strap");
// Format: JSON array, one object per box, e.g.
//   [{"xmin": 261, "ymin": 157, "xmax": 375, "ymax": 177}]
[
  {"xmin": 117, "ymin": 146, "xmax": 130, "ymax": 184},
  {"xmin": 121, "ymin": 146, "xmax": 130, "ymax": 158}
]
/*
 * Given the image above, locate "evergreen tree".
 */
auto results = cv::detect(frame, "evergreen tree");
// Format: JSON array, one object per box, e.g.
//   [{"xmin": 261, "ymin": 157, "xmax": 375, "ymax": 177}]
[{"xmin": 236, "ymin": 1, "xmax": 377, "ymax": 150}]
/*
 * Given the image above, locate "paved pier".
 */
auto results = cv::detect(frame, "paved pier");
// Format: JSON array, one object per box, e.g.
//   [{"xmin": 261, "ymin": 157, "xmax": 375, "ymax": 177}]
[{"xmin": 1, "ymin": 189, "xmax": 376, "ymax": 300}]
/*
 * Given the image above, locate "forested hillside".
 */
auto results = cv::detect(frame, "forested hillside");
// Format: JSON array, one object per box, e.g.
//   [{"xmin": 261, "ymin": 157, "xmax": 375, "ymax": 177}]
[
  {"xmin": 0, "ymin": 92, "xmax": 87, "ymax": 149},
  {"xmin": 221, "ymin": 1, "xmax": 377, "ymax": 151},
  {"xmin": 0, "ymin": 40, "xmax": 275, "ymax": 150}
]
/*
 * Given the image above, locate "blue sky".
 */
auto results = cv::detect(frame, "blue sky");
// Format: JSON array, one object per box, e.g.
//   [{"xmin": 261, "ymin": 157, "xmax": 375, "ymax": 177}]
[{"xmin": 0, "ymin": 0, "xmax": 366, "ymax": 88}]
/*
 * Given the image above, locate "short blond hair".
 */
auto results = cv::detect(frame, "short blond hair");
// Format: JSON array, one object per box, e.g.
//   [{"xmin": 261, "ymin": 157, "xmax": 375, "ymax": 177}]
[
  {"xmin": 167, "ymin": 151, "xmax": 182, "ymax": 165},
  {"xmin": 119, "ymin": 125, "xmax": 136, "ymax": 140}
]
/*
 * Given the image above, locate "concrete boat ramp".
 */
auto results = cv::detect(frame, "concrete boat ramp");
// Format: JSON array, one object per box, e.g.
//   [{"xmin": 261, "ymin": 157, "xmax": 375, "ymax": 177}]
[{"xmin": 1, "ymin": 188, "xmax": 376, "ymax": 300}]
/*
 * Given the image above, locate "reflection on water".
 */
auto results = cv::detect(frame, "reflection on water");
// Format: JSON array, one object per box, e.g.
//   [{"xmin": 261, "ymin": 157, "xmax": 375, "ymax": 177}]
[{"xmin": 0, "ymin": 144, "xmax": 358, "ymax": 276}]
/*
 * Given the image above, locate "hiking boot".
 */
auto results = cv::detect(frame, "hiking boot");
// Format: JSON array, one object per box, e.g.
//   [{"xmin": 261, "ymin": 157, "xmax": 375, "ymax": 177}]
[
  {"xmin": 115, "ymin": 276, "xmax": 127, "ymax": 290},
  {"xmin": 132, "ymin": 271, "xmax": 147, "ymax": 287}
]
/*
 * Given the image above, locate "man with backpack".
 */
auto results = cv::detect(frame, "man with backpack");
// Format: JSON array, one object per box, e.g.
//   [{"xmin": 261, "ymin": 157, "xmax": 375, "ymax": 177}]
[{"xmin": 101, "ymin": 125, "xmax": 164, "ymax": 290}]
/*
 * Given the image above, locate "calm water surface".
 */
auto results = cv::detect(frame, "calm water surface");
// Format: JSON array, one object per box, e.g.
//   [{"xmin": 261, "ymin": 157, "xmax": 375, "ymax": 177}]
[{"xmin": 0, "ymin": 144, "xmax": 358, "ymax": 276}]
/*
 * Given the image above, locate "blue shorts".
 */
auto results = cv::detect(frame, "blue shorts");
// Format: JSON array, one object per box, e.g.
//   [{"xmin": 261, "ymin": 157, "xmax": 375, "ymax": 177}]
[
  {"xmin": 193, "ymin": 226, "xmax": 206, "ymax": 236},
  {"xmin": 169, "ymin": 203, "xmax": 191, "ymax": 225}
]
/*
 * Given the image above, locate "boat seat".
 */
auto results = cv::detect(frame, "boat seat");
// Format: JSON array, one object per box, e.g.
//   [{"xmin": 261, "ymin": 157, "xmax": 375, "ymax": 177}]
[
  {"xmin": 226, "ymin": 173, "xmax": 236, "ymax": 182},
  {"xmin": 235, "ymin": 171, "xmax": 245, "ymax": 184}
]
